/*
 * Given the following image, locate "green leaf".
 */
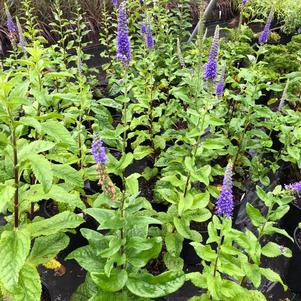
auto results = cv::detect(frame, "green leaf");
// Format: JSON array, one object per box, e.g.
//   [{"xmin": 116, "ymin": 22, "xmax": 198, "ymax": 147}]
[
  {"xmin": 203, "ymin": 138, "xmax": 228, "ymax": 150},
  {"xmin": 25, "ymin": 211, "xmax": 84, "ymax": 238},
  {"xmin": 24, "ymin": 184, "xmax": 84, "ymax": 209},
  {"xmin": 194, "ymin": 165, "xmax": 211, "ymax": 186},
  {"xmin": 256, "ymin": 186, "xmax": 272, "ymax": 207},
  {"xmin": 91, "ymin": 270, "xmax": 128, "ymax": 292},
  {"xmin": 10, "ymin": 263, "xmax": 42, "ymax": 301},
  {"xmin": 173, "ymin": 217, "xmax": 201, "ymax": 241},
  {"xmin": 28, "ymin": 154, "xmax": 53, "ymax": 193},
  {"xmin": 163, "ymin": 252, "xmax": 184, "ymax": 271},
  {"xmin": 100, "ymin": 98, "xmax": 122, "ymax": 109},
  {"xmin": 127, "ymin": 237, "xmax": 162, "ymax": 268},
  {"xmin": 133, "ymin": 146, "xmax": 153, "ymax": 160},
  {"xmin": 0, "ymin": 182, "xmax": 15, "ymax": 213},
  {"xmin": 261, "ymin": 242, "xmax": 292, "ymax": 258},
  {"xmin": 117, "ymin": 153, "xmax": 134, "ymax": 171},
  {"xmin": 42, "ymin": 120, "xmax": 76, "ymax": 148},
  {"xmin": 165, "ymin": 232, "xmax": 183, "ymax": 257},
  {"xmin": 67, "ymin": 245, "xmax": 105, "ymax": 273},
  {"xmin": 85, "ymin": 208, "xmax": 123, "ymax": 230},
  {"xmin": 70, "ymin": 275, "xmax": 99, "ymax": 301},
  {"xmin": 89, "ymin": 291, "xmax": 148, "ymax": 301},
  {"xmin": 126, "ymin": 271, "xmax": 185, "ymax": 298},
  {"xmin": 246, "ymin": 203, "xmax": 266, "ymax": 227},
  {"xmin": 99, "ymin": 237, "xmax": 122, "ymax": 258},
  {"xmin": 191, "ymin": 242, "xmax": 217, "ymax": 261},
  {"xmin": 52, "ymin": 164, "xmax": 83, "ymax": 187},
  {"xmin": 242, "ymin": 263, "xmax": 261, "ymax": 288},
  {"xmin": 18, "ymin": 140, "xmax": 55, "ymax": 162},
  {"xmin": 125, "ymin": 173, "xmax": 140, "ymax": 194},
  {"xmin": 260, "ymin": 268, "xmax": 287, "ymax": 290},
  {"xmin": 0, "ymin": 229, "xmax": 31, "ymax": 290},
  {"xmin": 19, "ymin": 117, "xmax": 42, "ymax": 133},
  {"xmin": 29, "ymin": 233, "xmax": 70, "ymax": 265}
]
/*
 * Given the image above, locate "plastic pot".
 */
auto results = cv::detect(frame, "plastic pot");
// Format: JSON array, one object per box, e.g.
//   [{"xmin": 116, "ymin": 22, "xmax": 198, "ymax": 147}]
[
  {"xmin": 285, "ymin": 226, "xmax": 301, "ymax": 293},
  {"xmin": 281, "ymin": 202, "xmax": 301, "ymax": 237},
  {"xmin": 41, "ymin": 282, "xmax": 52, "ymax": 301}
]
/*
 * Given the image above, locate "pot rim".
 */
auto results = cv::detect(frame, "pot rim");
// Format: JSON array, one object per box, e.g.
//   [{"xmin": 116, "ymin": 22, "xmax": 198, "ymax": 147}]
[{"xmin": 293, "ymin": 226, "xmax": 301, "ymax": 250}]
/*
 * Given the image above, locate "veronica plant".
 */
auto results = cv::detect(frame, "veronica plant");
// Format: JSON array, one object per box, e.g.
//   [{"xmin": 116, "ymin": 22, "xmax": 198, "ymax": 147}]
[
  {"xmin": 188, "ymin": 183, "xmax": 293, "ymax": 301},
  {"xmin": 0, "ymin": 68, "xmax": 84, "ymax": 301}
]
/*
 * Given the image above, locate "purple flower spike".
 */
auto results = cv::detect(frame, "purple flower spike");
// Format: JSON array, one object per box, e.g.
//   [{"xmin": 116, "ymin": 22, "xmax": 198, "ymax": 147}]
[
  {"xmin": 5, "ymin": 4, "xmax": 16, "ymax": 35},
  {"xmin": 16, "ymin": 18, "xmax": 26, "ymax": 51},
  {"xmin": 145, "ymin": 23, "xmax": 154, "ymax": 49},
  {"xmin": 298, "ymin": 28, "xmax": 301, "ymax": 34},
  {"xmin": 259, "ymin": 10, "xmax": 274, "ymax": 44},
  {"xmin": 112, "ymin": 0, "xmax": 118, "ymax": 6},
  {"xmin": 285, "ymin": 181, "xmax": 301, "ymax": 191},
  {"xmin": 204, "ymin": 26, "xmax": 220, "ymax": 81},
  {"xmin": 216, "ymin": 161, "xmax": 234, "ymax": 218},
  {"xmin": 216, "ymin": 66, "xmax": 226, "ymax": 97},
  {"xmin": 242, "ymin": 0, "xmax": 247, "ymax": 4},
  {"xmin": 139, "ymin": 0, "xmax": 143, "ymax": 5},
  {"xmin": 91, "ymin": 137, "xmax": 107, "ymax": 164},
  {"xmin": 116, "ymin": 1, "xmax": 131, "ymax": 62},
  {"xmin": 140, "ymin": 22, "xmax": 146, "ymax": 34}
]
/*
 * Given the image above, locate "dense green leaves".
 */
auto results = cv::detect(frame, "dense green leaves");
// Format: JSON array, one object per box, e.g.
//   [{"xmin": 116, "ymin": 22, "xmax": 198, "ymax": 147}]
[
  {"xmin": 24, "ymin": 211, "xmax": 84, "ymax": 237},
  {"xmin": 29, "ymin": 233, "xmax": 70, "ymax": 265},
  {"xmin": 91, "ymin": 270, "xmax": 128, "ymax": 292},
  {"xmin": 28, "ymin": 154, "xmax": 53, "ymax": 193},
  {"xmin": 126, "ymin": 271, "xmax": 185, "ymax": 298},
  {"xmin": 10, "ymin": 263, "xmax": 42, "ymax": 301},
  {"xmin": 0, "ymin": 229, "xmax": 31, "ymax": 289}
]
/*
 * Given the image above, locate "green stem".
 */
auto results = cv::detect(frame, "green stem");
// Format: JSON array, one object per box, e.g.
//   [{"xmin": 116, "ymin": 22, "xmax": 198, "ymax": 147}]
[
  {"xmin": 213, "ymin": 225, "xmax": 224, "ymax": 277},
  {"xmin": 120, "ymin": 66, "xmax": 129, "ymax": 268},
  {"xmin": 12, "ymin": 126, "xmax": 19, "ymax": 229},
  {"xmin": 233, "ymin": 110, "xmax": 252, "ymax": 166},
  {"xmin": 183, "ymin": 107, "xmax": 207, "ymax": 197},
  {"xmin": 240, "ymin": 206, "xmax": 272, "ymax": 286}
]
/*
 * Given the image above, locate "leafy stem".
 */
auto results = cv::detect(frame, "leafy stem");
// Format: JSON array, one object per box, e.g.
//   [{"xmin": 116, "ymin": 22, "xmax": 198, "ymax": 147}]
[
  {"xmin": 183, "ymin": 106, "xmax": 208, "ymax": 197},
  {"xmin": 233, "ymin": 109, "xmax": 252, "ymax": 166},
  {"xmin": 120, "ymin": 65, "xmax": 129, "ymax": 269},
  {"xmin": 213, "ymin": 221, "xmax": 224, "ymax": 278},
  {"xmin": 12, "ymin": 124, "xmax": 19, "ymax": 229}
]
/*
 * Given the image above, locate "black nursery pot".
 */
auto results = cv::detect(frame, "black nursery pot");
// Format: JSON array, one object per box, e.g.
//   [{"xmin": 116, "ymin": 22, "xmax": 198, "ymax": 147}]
[
  {"xmin": 41, "ymin": 282, "xmax": 52, "ymax": 301},
  {"xmin": 285, "ymin": 227, "xmax": 301, "ymax": 293},
  {"xmin": 181, "ymin": 230, "xmax": 209, "ymax": 266},
  {"xmin": 281, "ymin": 202, "xmax": 301, "ymax": 237}
]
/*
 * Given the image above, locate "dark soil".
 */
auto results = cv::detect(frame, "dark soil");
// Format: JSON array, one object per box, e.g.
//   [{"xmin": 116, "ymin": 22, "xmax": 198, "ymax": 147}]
[
  {"xmin": 146, "ymin": 245, "xmax": 167, "ymax": 276},
  {"xmin": 190, "ymin": 221, "xmax": 208, "ymax": 233},
  {"xmin": 139, "ymin": 176, "xmax": 157, "ymax": 202}
]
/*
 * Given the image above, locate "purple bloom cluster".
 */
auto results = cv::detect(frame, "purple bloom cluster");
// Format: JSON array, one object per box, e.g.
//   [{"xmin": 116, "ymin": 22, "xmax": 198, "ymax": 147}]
[
  {"xmin": 145, "ymin": 23, "xmax": 154, "ymax": 49},
  {"xmin": 5, "ymin": 4, "xmax": 16, "ymax": 35},
  {"xmin": 204, "ymin": 26, "xmax": 220, "ymax": 81},
  {"xmin": 16, "ymin": 18, "xmax": 26, "ymax": 51},
  {"xmin": 112, "ymin": 0, "xmax": 118, "ymax": 6},
  {"xmin": 139, "ymin": 0, "xmax": 143, "ymax": 5},
  {"xmin": 116, "ymin": 1, "xmax": 131, "ymax": 62},
  {"xmin": 91, "ymin": 137, "xmax": 107, "ymax": 164},
  {"xmin": 242, "ymin": 0, "xmax": 247, "ymax": 4},
  {"xmin": 140, "ymin": 22, "xmax": 146, "ymax": 34},
  {"xmin": 259, "ymin": 10, "xmax": 274, "ymax": 44},
  {"xmin": 216, "ymin": 66, "xmax": 226, "ymax": 97},
  {"xmin": 216, "ymin": 161, "xmax": 234, "ymax": 218},
  {"xmin": 285, "ymin": 181, "xmax": 301, "ymax": 191}
]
